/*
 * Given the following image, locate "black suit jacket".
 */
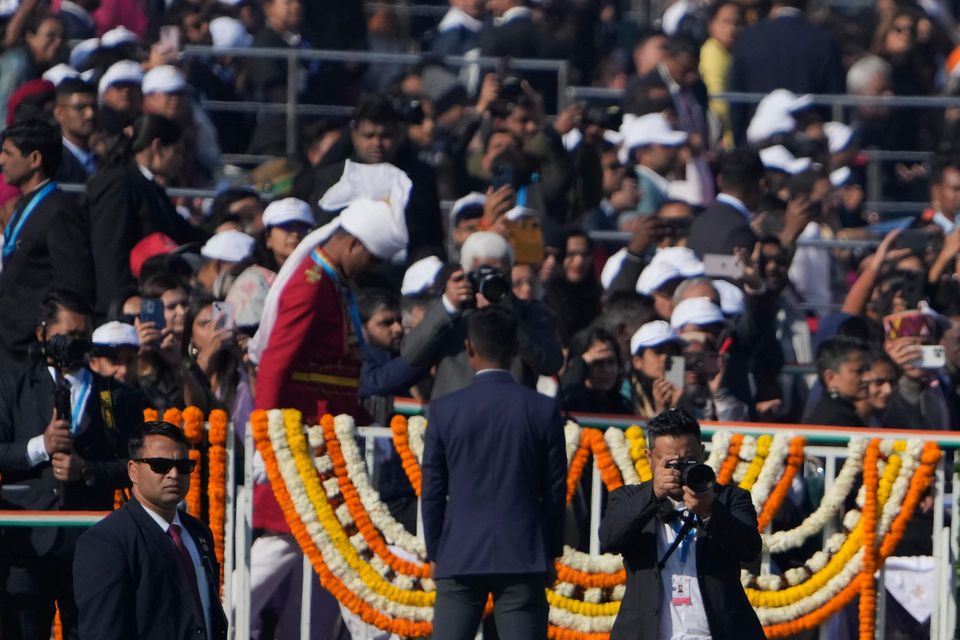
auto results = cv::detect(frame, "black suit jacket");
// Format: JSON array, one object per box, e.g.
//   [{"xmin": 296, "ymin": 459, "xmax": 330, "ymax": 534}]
[
  {"xmin": 74, "ymin": 499, "xmax": 228, "ymax": 640},
  {"xmin": 687, "ymin": 199, "xmax": 757, "ymax": 257},
  {"xmin": 422, "ymin": 370, "xmax": 566, "ymax": 578},
  {"xmin": 599, "ymin": 482, "xmax": 765, "ymax": 640},
  {"xmin": 0, "ymin": 364, "xmax": 144, "ymax": 558},
  {"xmin": 86, "ymin": 162, "xmax": 207, "ymax": 320},
  {"xmin": 0, "ymin": 185, "xmax": 94, "ymax": 367},
  {"xmin": 55, "ymin": 145, "xmax": 92, "ymax": 185},
  {"xmin": 729, "ymin": 14, "xmax": 845, "ymax": 142}
]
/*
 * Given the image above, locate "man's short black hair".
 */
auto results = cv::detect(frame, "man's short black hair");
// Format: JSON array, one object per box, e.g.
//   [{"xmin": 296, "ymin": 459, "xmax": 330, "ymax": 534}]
[
  {"xmin": 352, "ymin": 94, "xmax": 401, "ymax": 127},
  {"xmin": 38, "ymin": 288, "xmax": 93, "ymax": 327},
  {"xmin": 664, "ymin": 35, "xmax": 700, "ymax": 60},
  {"xmin": 55, "ymin": 78, "xmax": 96, "ymax": 100},
  {"xmin": 467, "ymin": 305, "xmax": 518, "ymax": 366},
  {"xmin": 718, "ymin": 149, "xmax": 764, "ymax": 195},
  {"xmin": 599, "ymin": 291, "xmax": 656, "ymax": 331},
  {"xmin": 815, "ymin": 335, "xmax": 870, "ymax": 385},
  {"xmin": 128, "ymin": 421, "xmax": 189, "ymax": 458},
  {"xmin": 646, "ymin": 407, "xmax": 702, "ymax": 444},
  {"xmin": 2, "ymin": 119, "xmax": 62, "ymax": 178},
  {"xmin": 357, "ymin": 288, "xmax": 400, "ymax": 323}
]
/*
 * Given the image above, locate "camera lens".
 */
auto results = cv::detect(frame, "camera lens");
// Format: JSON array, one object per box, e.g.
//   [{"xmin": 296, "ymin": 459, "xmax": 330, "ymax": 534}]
[
  {"xmin": 480, "ymin": 274, "xmax": 510, "ymax": 304},
  {"xmin": 682, "ymin": 463, "xmax": 716, "ymax": 494}
]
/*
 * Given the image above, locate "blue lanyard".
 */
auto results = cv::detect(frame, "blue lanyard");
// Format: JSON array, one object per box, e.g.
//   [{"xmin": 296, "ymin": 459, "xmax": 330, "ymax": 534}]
[
  {"xmin": 309, "ymin": 250, "xmax": 366, "ymax": 348},
  {"xmin": 70, "ymin": 369, "xmax": 92, "ymax": 434},
  {"xmin": 2, "ymin": 181, "xmax": 57, "ymax": 259},
  {"xmin": 670, "ymin": 514, "xmax": 697, "ymax": 564}
]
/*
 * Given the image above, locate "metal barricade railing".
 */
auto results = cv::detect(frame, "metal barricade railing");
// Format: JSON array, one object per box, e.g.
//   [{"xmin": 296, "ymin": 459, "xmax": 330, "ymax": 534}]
[{"xmin": 181, "ymin": 45, "xmax": 570, "ymax": 156}]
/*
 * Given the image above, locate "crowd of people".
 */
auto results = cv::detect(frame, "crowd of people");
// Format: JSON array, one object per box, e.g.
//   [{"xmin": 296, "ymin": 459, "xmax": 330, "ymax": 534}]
[{"xmin": 0, "ymin": 0, "xmax": 958, "ymax": 637}]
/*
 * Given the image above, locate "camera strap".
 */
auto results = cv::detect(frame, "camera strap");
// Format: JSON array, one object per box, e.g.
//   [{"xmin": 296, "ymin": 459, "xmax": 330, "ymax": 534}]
[{"xmin": 657, "ymin": 511, "xmax": 697, "ymax": 572}]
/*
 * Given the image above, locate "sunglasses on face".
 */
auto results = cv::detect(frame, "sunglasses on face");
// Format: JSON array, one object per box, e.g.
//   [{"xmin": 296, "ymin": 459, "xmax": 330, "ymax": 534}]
[{"xmin": 133, "ymin": 457, "xmax": 197, "ymax": 475}]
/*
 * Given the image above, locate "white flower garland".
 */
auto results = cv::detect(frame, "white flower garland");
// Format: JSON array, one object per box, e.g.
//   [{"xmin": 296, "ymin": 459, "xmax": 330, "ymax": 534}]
[
  {"xmin": 330, "ymin": 416, "xmax": 427, "ymax": 559},
  {"xmin": 406, "ymin": 416, "xmax": 427, "ymax": 463},
  {"xmin": 266, "ymin": 411, "xmax": 433, "ymax": 621},
  {"xmin": 564, "ymin": 421, "xmax": 581, "ymax": 465},
  {"xmin": 732, "ymin": 435, "xmax": 757, "ymax": 484},
  {"xmin": 763, "ymin": 438, "xmax": 868, "ymax": 553},
  {"xmin": 706, "ymin": 431, "xmax": 732, "ymax": 470},
  {"xmin": 548, "ymin": 607, "xmax": 617, "ymax": 633},
  {"xmin": 559, "ymin": 545, "xmax": 624, "ymax": 574},
  {"xmin": 751, "ymin": 439, "xmax": 920, "ymax": 614},
  {"xmin": 750, "ymin": 433, "xmax": 792, "ymax": 512},
  {"xmin": 605, "ymin": 428, "xmax": 640, "ymax": 485}
]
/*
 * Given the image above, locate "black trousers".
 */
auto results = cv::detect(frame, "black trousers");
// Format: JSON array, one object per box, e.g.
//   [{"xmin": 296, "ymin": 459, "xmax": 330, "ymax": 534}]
[
  {"xmin": 0, "ymin": 554, "xmax": 79, "ymax": 640},
  {"xmin": 432, "ymin": 574, "xmax": 548, "ymax": 640}
]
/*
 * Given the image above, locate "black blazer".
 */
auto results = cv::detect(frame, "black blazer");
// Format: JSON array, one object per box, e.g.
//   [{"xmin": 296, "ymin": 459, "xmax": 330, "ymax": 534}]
[
  {"xmin": 73, "ymin": 499, "xmax": 228, "ymax": 640},
  {"xmin": 0, "ymin": 364, "xmax": 144, "ymax": 557},
  {"xmin": 86, "ymin": 162, "xmax": 207, "ymax": 319},
  {"xmin": 0, "ymin": 185, "xmax": 94, "ymax": 367},
  {"xmin": 687, "ymin": 199, "xmax": 757, "ymax": 258},
  {"xmin": 600, "ymin": 482, "xmax": 765, "ymax": 640},
  {"xmin": 422, "ymin": 370, "xmax": 567, "ymax": 578},
  {"xmin": 55, "ymin": 145, "xmax": 93, "ymax": 185}
]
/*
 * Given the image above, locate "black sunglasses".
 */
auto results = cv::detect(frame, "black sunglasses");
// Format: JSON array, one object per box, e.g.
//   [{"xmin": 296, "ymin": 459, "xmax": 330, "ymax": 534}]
[{"xmin": 133, "ymin": 457, "xmax": 197, "ymax": 475}]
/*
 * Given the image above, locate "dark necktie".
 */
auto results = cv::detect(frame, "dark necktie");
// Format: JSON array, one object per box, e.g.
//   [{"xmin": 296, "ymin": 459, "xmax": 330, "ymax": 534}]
[{"xmin": 168, "ymin": 523, "xmax": 206, "ymax": 620}]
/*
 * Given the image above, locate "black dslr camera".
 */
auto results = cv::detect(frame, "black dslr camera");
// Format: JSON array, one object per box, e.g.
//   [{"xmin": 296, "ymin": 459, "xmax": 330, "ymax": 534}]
[
  {"xmin": 665, "ymin": 459, "xmax": 716, "ymax": 494},
  {"xmin": 466, "ymin": 266, "xmax": 510, "ymax": 306}
]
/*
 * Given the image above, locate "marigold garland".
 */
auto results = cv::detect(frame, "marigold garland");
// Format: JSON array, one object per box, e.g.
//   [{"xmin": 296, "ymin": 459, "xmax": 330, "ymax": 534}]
[
  {"xmin": 182, "ymin": 406, "xmax": 204, "ymax": 517},
  {"xmin": 859, "ymin": 439, "xmax": 880, "ymax": 640},
  {"xmin": 162, "ymin": 407, "xmax": 182, "ymax": 428},
  {"xmin": 281, "ymin": 410, "xmax": 434, "ymax": 608},
  {"xmin": 566, "ymin": 437, "xmax": 592, "ymax": 504},
  {"xmin": 207, "ymin": 409, "xmax": 228, "ymax": 591},
  {"xmin": 321, "ymin": 414, "xmax": 431, "ymax": 579},
  {"xmin": 143, "ymin": 408, "xmax": 159, "ymax": 422},
  {"xmin": 251, "ymin": 410, "xmax": 432, "ymax": 637},
  {"xmin": 588, "ymin": 430, "xmax": 623, "ymax": 493},
  {"xmin": 623, "ymin": 425, "xmax": 652, "ymax": 482},
  {"xmin": 762, "ymin": 443, "xmax": 939, "ymax": 638},
  {"xmin": 739, "ymin": 434, "xmax": 773, "ymax": 491},
  {"xmin": 756, "ymin": 436, "xmax": 805, "ymax": 531},
  {"xmin": 390, "ymin": 415, "xmax": 422, "ymax": 496},
  {"xmin": 716, "ymin": 433, "xmax": 744, "ymax": 484},
  {"xmin": 256, "ymin": 412, "xmax": 945, "ymax": 639}
]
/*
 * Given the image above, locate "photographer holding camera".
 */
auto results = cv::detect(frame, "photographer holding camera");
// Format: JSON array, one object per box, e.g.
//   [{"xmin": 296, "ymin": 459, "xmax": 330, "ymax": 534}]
[
  {"xmin": 402, "ymin": 231, "xmax": 563, "ymax": 402},
  {"xmin": 0, "ymin": 288, "xmax": 144, "ymax": 640},
  {"xmin": 600, "ymin": 408, "xmax": 764, "ymax": 640}
]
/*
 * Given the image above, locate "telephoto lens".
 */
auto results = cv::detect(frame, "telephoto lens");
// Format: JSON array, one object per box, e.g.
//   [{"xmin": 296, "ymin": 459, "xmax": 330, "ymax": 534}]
[{"xmin": 681, "ymin": 463, "xmax": 716, "ymax": 494}]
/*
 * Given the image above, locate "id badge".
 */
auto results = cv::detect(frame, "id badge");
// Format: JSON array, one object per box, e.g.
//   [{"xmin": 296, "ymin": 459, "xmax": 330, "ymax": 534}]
[{"xmin": 671, "ymin": 574, "xmax": 692, "ymax": 606}]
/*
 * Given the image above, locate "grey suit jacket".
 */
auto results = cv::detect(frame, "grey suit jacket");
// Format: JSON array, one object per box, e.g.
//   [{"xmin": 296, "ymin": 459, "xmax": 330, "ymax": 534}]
[{"xmin": 400, "ymin": 296, "xmax": 563, "ymax": 402}]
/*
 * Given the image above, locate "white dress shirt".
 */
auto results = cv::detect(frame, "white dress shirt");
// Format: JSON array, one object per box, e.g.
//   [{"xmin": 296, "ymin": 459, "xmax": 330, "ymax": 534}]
[
  {"xmin": 141, "ymin": 504, "xmax": 213, "ymax": 640},
  {"xmin": 25, "ymin": 368, "xmax": 93, "ymax": 467},
  {"xmin": 657, "ymin": 501, "xmax": 712, "ymax": 639}
]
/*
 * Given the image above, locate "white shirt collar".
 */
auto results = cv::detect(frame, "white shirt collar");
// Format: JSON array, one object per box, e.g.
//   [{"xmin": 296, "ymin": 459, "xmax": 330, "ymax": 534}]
[
  {"xmin": 63, "ymin": 136, "xmax": 93, "ymax": 164},
  {"xmin": 658, "ymin": 62, "xmax": 681, "ymax": 94},
  {"xmin": 932, "ymin": 211, "xmax": 955, "ymax": 234},
  {"xmin": 439, "ymin": 7, "xmax": 484, "ymax": 33},
  {"xmin": 716, "ymin": 193, "xmax": 751, "ymax": 222},
  {"xmin": 140, "ymin": 501, "xmax": 182, "ymax": 531},
  {"xmin": 137, "ymin": 163, "xmax": 155, "ymax": 182},
  {"xmin": 476, "ymin": 368, "xmax": 509, "ymax": 375},
  {"xmin": 496, "ymin": 6, "xmax": 532, "ymax": 25}
]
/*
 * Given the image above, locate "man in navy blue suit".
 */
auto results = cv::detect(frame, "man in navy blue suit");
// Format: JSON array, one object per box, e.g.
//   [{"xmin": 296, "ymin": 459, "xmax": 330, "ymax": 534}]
[
  {"xmin": 422, "ymin": 305, "xmax": 567, "ymax": 639},
  {"xmin": 73, "ymin": 421, "xmax": 228, "ymax": 640},
  {"xmin": 728, "ymin": 0, "xmax": 845, "ymax": 142}
]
